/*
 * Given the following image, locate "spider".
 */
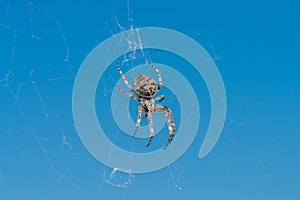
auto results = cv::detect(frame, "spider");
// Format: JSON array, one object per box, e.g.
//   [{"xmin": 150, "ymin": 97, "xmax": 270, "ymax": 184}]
[{"xmin": 115, "ymin": 63, "xmax": 176, "ymax": 149}]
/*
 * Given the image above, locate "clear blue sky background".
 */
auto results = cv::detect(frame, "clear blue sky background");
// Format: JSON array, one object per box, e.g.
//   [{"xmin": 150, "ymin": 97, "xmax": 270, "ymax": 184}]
[{"xmin": 0, "ymin": 0, "xmax": 300, "ymax": 199}]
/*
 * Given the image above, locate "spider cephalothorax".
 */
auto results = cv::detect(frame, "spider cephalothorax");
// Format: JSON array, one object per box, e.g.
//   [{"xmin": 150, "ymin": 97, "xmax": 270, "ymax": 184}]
[{"xmin": 115, "ymin": 63, "xmax": 176, "ymax": 149}]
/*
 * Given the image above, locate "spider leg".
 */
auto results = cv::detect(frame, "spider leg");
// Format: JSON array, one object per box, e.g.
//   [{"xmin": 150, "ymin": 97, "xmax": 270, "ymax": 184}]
[
  {"xmin": 146, "ymin": 113, "xmax": 154, "ymax": 147},
  {"xmin": 164, "ymin": 134, "xmax": 174, "ymax": 150},
  {"xmin": 155, "ymin": 105, "xmax": 176, "ymax": 149},
  {"xmin": 133, "ymin": 104, "xmax": 143, "ymax": 137},
  {"xmin": 153, "ymin": 95, "xmax": 165, "ymax": 102},
  {"xmin": 163, "ymin": 109, "xmax": 175, "ymax": 149},
  {"xmin": 117, "ymin": 63, "xmax": 138, "ymax": 96},
  {"xmin": 115, "ymin": 85, "xmax": 138, "ymax": 101},
  {"xmin": 148, "ymin": 63, "xmax": 163, "ymax": 90}
]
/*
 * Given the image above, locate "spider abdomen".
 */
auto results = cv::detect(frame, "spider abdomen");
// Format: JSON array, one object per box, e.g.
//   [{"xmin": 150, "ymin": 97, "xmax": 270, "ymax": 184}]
[{"xmin": 134, "ymin": 74, "xmax": 158, "ymax": 97}]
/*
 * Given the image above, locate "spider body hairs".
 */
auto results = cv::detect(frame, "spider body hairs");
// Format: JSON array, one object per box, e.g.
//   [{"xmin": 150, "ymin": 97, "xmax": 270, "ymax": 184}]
[{"xmin": 115, "ymin": 63, "xmax": 176, "ymax": 149}]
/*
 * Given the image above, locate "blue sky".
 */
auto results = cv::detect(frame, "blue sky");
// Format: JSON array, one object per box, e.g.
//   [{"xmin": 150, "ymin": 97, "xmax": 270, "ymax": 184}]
[{"xmin": 0, "ymin": 0, "xmax": 299, "ymax": 199}]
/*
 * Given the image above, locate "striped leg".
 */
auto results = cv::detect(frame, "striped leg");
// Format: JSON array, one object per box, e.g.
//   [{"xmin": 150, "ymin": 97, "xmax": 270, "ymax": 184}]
[
  {"xmin": 133, "ymin": 104, "xmax": 143, "ymax": 137},
  {"xmin": 115, "ymin": 85, "xmax": 138, "ymax": 101},
  {"xmin": 148, "ymin": 63, "xmax": 163, "ymax": 90},
  {"xmin": 146, "ymin": 113, "xmax": 154, "ymax": 147},
  {"xmin": 154, "ymin": 105, "xmax": 176, "ymax": 149},
  {"xmin": 164, "ymin": 108, "xmax": 176, "ymax": 149},
  {"xmin": 117, "ymin": 63, "xmax": 138, "ymax": 95},
  {"xmin": 153, "ymin": 95, "xmax": 165, "ymax": 102}
]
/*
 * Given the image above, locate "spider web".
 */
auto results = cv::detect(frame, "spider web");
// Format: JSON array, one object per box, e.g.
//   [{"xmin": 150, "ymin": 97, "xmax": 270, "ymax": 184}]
[
  {"xmin": 1, "ymin": 0, "xmax": 289, "ymax": 199},
  {"xmin": 96, "ymin": 0, "xmax": 184, "ymax": 190}
]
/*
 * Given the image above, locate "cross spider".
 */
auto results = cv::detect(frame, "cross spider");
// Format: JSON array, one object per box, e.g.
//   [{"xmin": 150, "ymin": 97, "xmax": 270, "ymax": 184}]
[{"xmin": 115, "ymin": 63, "xmax": 176, "ymax": 149}]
